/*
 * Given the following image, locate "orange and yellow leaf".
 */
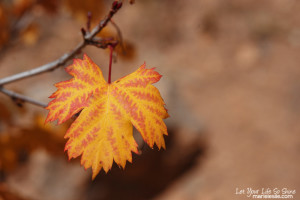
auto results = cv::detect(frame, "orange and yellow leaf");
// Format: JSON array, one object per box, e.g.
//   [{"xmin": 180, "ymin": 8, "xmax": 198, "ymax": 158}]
[{"xmin": 45, "ymin": 54, "xmax": 169, "ymax": 179}]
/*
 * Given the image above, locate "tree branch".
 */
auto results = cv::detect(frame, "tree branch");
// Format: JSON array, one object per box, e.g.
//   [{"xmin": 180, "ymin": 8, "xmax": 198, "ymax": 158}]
[
  {"xmin": 0, "ymin": 1, "xmax": 122, "ymax": 86},
  {"xmin": 0, "ymin": 87, "xmax": 47, "ymax": 107},
  {"xmin": 0, "ymin": 1, "xmax": 123, "ymax": 108}
]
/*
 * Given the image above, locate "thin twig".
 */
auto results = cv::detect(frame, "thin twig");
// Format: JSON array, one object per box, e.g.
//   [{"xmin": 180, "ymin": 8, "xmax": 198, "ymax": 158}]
[
  {"xmin": 87, "ymin": 12, "xmax": 92, "ymax": 32},
  {"xmin": 0, "ymin": 87, "xmax": 47, "ymax": 107},
  {"xmin": 0, "ymin": 1, "xmax": 122, "ymax": 108},
  {"xmin": 110, "ymin": 19, "xmax": 126, "ymax": 54},
  {"xmin": 0, "ymin": 1, "xmax": 122, "ymax": 86},
  {"xmin": 85, "ymin": 37, "xmax": 118, "ymax": 49}
]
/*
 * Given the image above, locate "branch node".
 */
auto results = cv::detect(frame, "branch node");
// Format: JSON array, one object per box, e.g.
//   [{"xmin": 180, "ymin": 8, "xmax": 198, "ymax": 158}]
[
  {"xmin": 0, "ymin": 0, "xmax": 124, "ymax": 107},
  {"xmin": 112, "ymin": 1, "xmax": 122, "ymax": 10},
  {"xmin": 81, "ymin": 28, "xmax": 86, "ymax": 37}
]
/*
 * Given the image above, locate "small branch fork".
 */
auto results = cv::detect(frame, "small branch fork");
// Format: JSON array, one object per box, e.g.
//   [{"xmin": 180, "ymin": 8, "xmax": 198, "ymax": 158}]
[{"xmin": 0, "ymin": 1, "xmax": 122, "ymax": 108}]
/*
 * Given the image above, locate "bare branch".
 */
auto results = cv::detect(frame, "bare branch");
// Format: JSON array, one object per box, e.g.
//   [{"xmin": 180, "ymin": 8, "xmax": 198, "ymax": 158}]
[
  {"xmin": 0, "ymin": 87, "xmax": 47, "ymax": 107},
  {"xmin": 85, "ymin": 37, "xmax": 118, "ymax": 49},
  {"xmin": 0, "ymin": 1, "xmax": 123, "ymax": 108},
  {"xmin": 0, "ymin": 1, "xmax": 123, "ymax": 86}
]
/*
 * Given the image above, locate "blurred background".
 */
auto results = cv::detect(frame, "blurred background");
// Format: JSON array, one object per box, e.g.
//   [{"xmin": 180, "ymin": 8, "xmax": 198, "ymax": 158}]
[{"xmin": 0, "ymin": 0, "xmax": 299, "ymax": 199}]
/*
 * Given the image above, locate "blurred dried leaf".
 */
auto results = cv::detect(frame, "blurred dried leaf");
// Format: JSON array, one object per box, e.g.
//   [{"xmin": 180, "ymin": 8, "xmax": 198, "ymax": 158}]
[
  {"xmin": 34, "ymin": 113, "xmax": 68, "ymax": 138},
  {"xmin": 97, "ymin": 27, "xmax": 136, "ymax": 61},
  {"xmin": 0, "ymin": 133, "xmax": 19, "ymax": 172},
  {"xmin": 0, "ymin": 0, "xmax": 60, "ymax": 50},
  {"xmin": 0, "ymin": 101, "xmax": 12, "ymax": 125},
  {"xmin": 12, "ymin": 0, "xmax": 34, "ymax": 17},
  {"xmin": 0, "ymin": 4, "xmax": 10, "ymax": 48},
  {"xmin": 0, "ymin": 114, "xmax": 66, "ymax": 173},
  {"xmin": 20, "ymin": 22, "xmax": 40, "ymax": 45},
  {"xmin": 200, "ymin": 13, "xmax": 219, "ymax": 39},
  {"xmin": 96, "ymin": 26, "xmax": 114, "ymax": 38},
  {"xmin": 64, "ymin": 0, "xmax": 104, "ymax": 23},
  {"xmin": 115, "ymin": 40, "xmax": 136, "ymax": 61},
  {"xmin": 36, "ymin": 0, "xmax": 59, "ymax": 14},
  {"xmin": 0, "ymin": 184, "xmax": 27, "ymax": 200}
]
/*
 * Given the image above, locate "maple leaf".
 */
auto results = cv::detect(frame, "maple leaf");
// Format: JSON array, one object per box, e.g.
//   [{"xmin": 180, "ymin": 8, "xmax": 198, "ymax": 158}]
[{"xmin": 45, "ymin": 54, "xmax": 169, "ymax": 179}]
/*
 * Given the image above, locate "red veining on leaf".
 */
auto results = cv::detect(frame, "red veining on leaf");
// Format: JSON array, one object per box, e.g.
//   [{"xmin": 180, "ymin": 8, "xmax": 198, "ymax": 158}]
[{"xmin": 45, "ymin": 55, "xmax": 169, "ymax": 179}]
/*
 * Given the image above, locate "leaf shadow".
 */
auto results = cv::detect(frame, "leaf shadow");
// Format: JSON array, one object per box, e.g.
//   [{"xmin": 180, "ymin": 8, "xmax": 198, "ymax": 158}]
[{"xmin": 84, "ymin": 127, "xmax": 208, "ymax": 200}]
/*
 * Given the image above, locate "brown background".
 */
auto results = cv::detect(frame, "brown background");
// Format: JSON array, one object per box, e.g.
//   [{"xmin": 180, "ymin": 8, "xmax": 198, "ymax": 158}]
[{"xmin": 0, "ymin": 0, "xmax": 299, "ymax": 200}]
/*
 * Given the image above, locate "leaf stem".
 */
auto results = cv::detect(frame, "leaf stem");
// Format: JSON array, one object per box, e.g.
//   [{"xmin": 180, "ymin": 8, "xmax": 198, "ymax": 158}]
[{"xmin": 108, "ymin": 45, "xmax": 114, "ymax": 84}]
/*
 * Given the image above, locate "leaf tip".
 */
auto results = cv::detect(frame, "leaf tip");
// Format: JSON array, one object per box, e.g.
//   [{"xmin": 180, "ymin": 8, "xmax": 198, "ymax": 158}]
[
  {"xmin": 92, "ymin": 173, "xmax": 98, "ymax": 181},
  {"xmin": 83, "ymin": 53, "xmax": 89, "ymax": 60},
  {"xmin": 164, "ymin": 111, "xmax": 170, "ymax": 119},
  {"xmin": 65, "ymin": 152, "xmax": 72, "ymax": 161},
  {"xmin": 82, "ymin": 53, "xmax": 95, "ymax": 66},
  {"xmin": 136, "ymin": 149, "xmax": 142, "ymax": 155},
  {"xmin": 44, "ymin": 118, "xmax": 49, "ymax": 125},
  {"xmin": 141, "ymin": 62, "xmax": 146, "ymax": 69},
  {"xmin": 44, "ymin": 111, "xmax": 54, "ymax": 125},
  {"xmin": 161, "ymin": 141, "xmax": 166, "ymax": 150}
]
